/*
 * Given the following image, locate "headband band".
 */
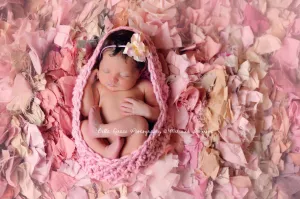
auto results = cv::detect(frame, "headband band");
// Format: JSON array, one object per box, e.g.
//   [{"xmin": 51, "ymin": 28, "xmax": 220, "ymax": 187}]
[{"xmin": 100, "ymin": 45, "xmax": 126, "ymax": 56}]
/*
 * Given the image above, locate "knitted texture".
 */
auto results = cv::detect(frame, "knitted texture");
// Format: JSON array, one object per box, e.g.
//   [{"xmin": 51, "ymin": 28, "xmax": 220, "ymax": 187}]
[{"xmin": 72, "ymin": 26, "xmax": 171, "ymax": 184}]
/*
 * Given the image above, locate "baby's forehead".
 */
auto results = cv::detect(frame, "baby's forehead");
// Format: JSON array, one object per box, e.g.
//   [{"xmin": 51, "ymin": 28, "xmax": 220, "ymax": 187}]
[
  {"xmin": 101, "ymin": 51, "xmax": 137, "ymax": 66},
  {"xmin": 100, "ymin": 53, "xmax": 137, "ymax": 71}
]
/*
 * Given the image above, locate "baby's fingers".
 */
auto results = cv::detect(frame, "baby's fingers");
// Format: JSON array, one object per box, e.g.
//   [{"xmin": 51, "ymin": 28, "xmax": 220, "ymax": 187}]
[
  {"xmin": 120, "ymin": 101, "xmax": 132, "ymax": 108},
  {"xmin": 123, "ymin": 98, "xmax": 137, "ymax": 104},
  {"xmin": 120, "ymin": 107, "xmax": 133, "ymax": 115}
]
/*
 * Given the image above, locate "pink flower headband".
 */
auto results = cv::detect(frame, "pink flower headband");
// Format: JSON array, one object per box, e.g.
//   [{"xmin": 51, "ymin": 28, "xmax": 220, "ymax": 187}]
[{"xmin": 100, "ymin": 33, "xmax": 150, "ymax": 62}]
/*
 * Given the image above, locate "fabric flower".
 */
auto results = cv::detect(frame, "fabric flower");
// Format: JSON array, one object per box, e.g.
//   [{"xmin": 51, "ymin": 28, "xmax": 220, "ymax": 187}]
[{"xmin": 123, "ymin": 33, "xmax": 149, "ymax": 62}]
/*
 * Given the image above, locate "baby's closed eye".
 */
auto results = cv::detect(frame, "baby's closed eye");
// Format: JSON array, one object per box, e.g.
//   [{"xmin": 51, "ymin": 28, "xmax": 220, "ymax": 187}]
[
  {"xmin": 102, "ymin": 68, "xmax": 110, "ymax": 73},
  {"xmin": 120, "ymin": 73, "xmax": 130, "ymax": 77}
]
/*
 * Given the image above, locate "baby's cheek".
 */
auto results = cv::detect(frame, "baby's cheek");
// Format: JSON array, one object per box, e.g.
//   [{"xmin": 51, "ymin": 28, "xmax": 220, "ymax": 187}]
[
  {"xmin": 119, "ymin": 80, "xmax": 133, "ymax": 89},
  {"xmin": 98, "ymin": 74, "xmax": 106, "ymax": 83}
]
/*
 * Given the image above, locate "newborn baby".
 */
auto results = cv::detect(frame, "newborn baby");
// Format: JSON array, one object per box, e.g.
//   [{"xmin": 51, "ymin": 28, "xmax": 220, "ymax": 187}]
[{"xmin": 80, "ymin": 30, "xmax": 160, "ymax": 159}]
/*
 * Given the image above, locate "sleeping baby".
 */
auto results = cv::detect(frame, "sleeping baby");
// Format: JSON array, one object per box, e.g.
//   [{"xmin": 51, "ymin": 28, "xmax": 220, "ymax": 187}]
[{"xmin": 80, "ymin": 30, "xmax": 160, "ymax": 159}]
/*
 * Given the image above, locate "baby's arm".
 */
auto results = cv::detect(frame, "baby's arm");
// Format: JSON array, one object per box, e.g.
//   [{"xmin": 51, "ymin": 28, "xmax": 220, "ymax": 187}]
[
  {"xmin": 143, "ymin": 81, "xmax": 160, "ymax": 122},
  {"xmin": 80, "ymin": 70, "xmax": 100, "ymax": 117},
  {"xmin": 120, "ymin": 80, "xmax": 160, "ymax": 122}
]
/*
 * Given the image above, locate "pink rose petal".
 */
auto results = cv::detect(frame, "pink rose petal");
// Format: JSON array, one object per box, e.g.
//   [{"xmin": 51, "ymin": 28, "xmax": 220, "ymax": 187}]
[
  {"xmin": 253, "ymin": 34, "xmax": 282, "ymax": 54},
  {"xmin": 57, "ymin": 76, "xmax": 76, "ymax": 107},
  {"xmin": 216, "ymin": 141, "xmax": 247, "ymax": 166},
  {"xmin": 56, "ymin": 132, "xmax": 75, "ymax": 159},
  {"xmin": 49, "ymin": 171, "xmax": 77, "ymax": 193},
  {"xmin": 243, "ymin": 4, "xmax": 270, "ymax": 34}
]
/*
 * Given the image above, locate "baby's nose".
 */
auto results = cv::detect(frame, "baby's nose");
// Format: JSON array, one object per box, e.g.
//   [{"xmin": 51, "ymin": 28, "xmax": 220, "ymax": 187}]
[{"xmin": 110, "ymin": 76, "xmax": 119, "ymax": 83}]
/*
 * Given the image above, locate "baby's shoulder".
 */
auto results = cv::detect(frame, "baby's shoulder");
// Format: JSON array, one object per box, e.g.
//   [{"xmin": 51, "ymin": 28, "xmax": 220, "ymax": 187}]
[{"xmin": 137, "ymin": 79, "xmax": 153, "ymax": 92}]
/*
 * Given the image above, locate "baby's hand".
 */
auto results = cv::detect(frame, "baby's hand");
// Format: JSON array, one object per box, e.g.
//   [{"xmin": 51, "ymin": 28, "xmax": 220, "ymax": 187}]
[{"xmin": 120, "ymin": 98, "xmax": 149, "ymax": 117}]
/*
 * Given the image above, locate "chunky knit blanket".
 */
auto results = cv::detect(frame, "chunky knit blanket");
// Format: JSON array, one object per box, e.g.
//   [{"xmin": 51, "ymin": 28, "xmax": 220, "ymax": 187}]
[{"xmin": 72, "ymin": 26, "xmax": 171, "ymax": 183}]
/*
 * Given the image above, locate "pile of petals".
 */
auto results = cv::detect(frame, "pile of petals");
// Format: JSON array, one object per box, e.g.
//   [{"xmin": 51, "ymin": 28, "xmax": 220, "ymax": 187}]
[{"xmin": 1, "ymin": 0, "xmax": 300, "ymax": 198}]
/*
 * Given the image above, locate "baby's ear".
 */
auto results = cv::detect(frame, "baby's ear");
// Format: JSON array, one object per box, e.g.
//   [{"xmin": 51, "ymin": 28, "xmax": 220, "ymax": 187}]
[{"xmin": 96, "ymin": 70, "xmax": 100, "ymax": 80}]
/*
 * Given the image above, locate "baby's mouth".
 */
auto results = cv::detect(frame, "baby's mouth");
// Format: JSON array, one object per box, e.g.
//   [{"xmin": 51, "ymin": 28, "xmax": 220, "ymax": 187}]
[{"xmin": 107, "ymin": 83, "xmax": 117, "ymax": 87}]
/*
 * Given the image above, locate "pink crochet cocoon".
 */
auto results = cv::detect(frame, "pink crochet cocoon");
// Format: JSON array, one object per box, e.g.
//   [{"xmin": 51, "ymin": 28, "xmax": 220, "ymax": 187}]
[{"xmin": 72, "ymin": 26, "xmax": 171, "ymax": 183}]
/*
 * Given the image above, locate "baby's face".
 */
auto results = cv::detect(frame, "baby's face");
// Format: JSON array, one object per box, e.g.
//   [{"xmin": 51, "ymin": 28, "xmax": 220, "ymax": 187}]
[{"xmin": 98, "ymin": 50, "xmax": 141, "ymax": 91}]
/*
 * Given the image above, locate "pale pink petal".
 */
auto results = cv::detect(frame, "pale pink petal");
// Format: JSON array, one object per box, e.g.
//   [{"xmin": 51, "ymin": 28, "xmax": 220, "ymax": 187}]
[
  {"xmin": 198, "ymin": 148, "xmax": 220, "ymax": 179},
  {"xmin": 179, "ymin": 86, "xmax": 200, "ymax": 111},
  {"xmin": 24, "ymin": 30, "xmax": 56, "ymax": 74},
  {"xmin": 67, "ymin": 187, "xmax": 88, "ymax": 199},
  {"xmin": 128, "ymin": 11, "xmax": 159, "ymax": 37},
  {"xmin": 56, "ymin": 132, "xmax": 75, "ymax": 159},
  {"xmin": 6, "ymin": 73, "xmax": 33, "ymax": 113},
  {"xmin": 17, "ymin": 163, "xmax": 42, "ymax": 199},
  {"xmin": 153, "ymin": 22, "xmax": 182, "ymax": 49},
  {"xmin": 54, "ymin": 25, "xmax": 71, "ymax": 47},
  {"xmin": 237, "ymin": 61, "xmax": 250, "ymax": 81},
  {"xmin": 168, "ymin": 75, "xmax": 189, "ymax": 103},
  {"xmin": 53, "ymin": 192, "xmax": 68, "ymax": 199},
  {"xmin": 58, "ymin": 160, "xmax": 91, "ymax": 187},
  {"xmin": 25, "ymin": 122, "xmax": 44, "ymax": 148},
  {"xmin": 267, "ymin": 0, "xmax": 293, "ymax": 8},
  {"xmin": 0, "ymin": 109, "xmax": 11, "ymax": 144},
  {"xmin": 0, "ymin": 178, "xmax": 7, "ymax": 198},
  {"xmin": 31, "ymin": 156, "xmax": 53, "ymax": 184},
  {"xmin": 190, "ymin": 24, "xmax": 206, "ymax": 44},
  {"xmin": 106, "ymin": 0, "xmax": 122, "ymax": 9},
  {"xmin": 0, "ymin": 54, "xmax": 12, "ymax": 79},
  {"xmin": 165, "ymin": 190, "xmax": 194, "ymax": 199},
  {"xmin": 272, "ymin": 37, "xmax": 300, "ymax": 70},
  {"xmin": 216, "ymin": 141, "xmax": 247, "ymax": 166},
  {"xmin": 242, "ymin": 26, "xmax": 254, "ymax": 48},
  {"xmin": 200, "ymin": 71, "xmax": 217, "ymax": 90},
  {"xmin": 220, "ymin": 127, "xmax": 242, "ymax": 145},
  {"xmin": 174, "ymin": 106, "xmax": 189, "ymax": 130},
  {"xmin": 177, "ymin": 168, "xmax": 195, "ymax": 189},
  {"xmin": 215, "ymin": 167, "xmax": 229, "ymax": 185},
  {"xmin": 204, "ymin": 36, "xmax": 222, "ymax": 60},
  {"xmin": 291, "ymin": 18, "xmax": 300, "ymax": 36},
  {"xmin": 49, "ymin": 171, "xmax": 77, "ymax": 193},
  {"xmin": 230, "ymin": 176, "xmax": 251, "ymax": 188},
  {"xmin": 243, "ymin": 4, "xmax": 270, "ymax": 34},
  {"xmin": 57, "ymin": 76, "xmax": 76, "ymax": 107},
  {"xmin": 276, "ymin": 175, "xmax": 300, "ymax": 196},
  {"xmin": 289, "ymin": 153, "xmax": 300, "ymax": 166},
  {"xmin": 141, "ymin": 2, "xmax": 176, "ymax": 21},
  {"xmin": 144, "ymin": 154, "xmax": 179, "ymax": 177},
  {"xmin": 2, "ymin": 150, "xmax": 21, "ymax": 188},
  {"xmin": 266, "ymin": 8, "xmax": 296, "ymax": 39},
  {"xmin": 185, "ymin": 136, "xmax": 203, "ymax": 169},
  {"xmin": 213, "ymin": 183, "xmax": 249, "ymax": 199},
  {"xmin": 57, "ymin": 107, "xmax": 72, "ymax": 135},
  {"xmin": 0, "ymin": 77, "xmax": 13, "ymax": 104},
  {"xmin": 166, "ymin": 51, "xmax": 190, "ymax": 77},
  {"xmin": 60, "ymin": 49, "xmax": 76, "ymax": 75},
  {"xmin": 40, "ymin": 88, "xmax": 57, "ymax": 113},
  {"xmin": 253, "ymin": 34, "xmax": 282, "ymax": 54},
  {"xmin": 148, "ymin": 173, "xmax": 180, "ymax": 198},
  {"xmin": 29, "ymin": 50, "xmax": 42, "ymax": 75}
]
